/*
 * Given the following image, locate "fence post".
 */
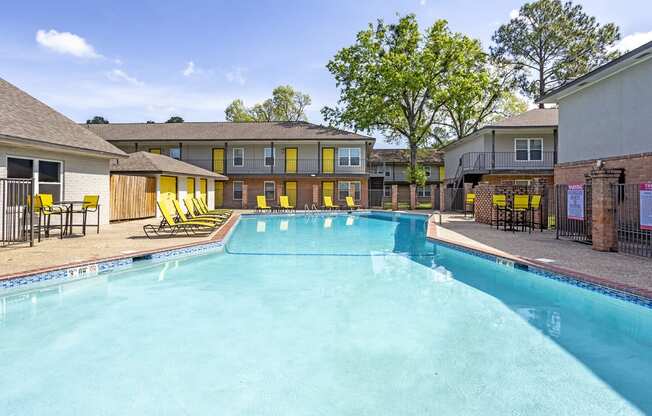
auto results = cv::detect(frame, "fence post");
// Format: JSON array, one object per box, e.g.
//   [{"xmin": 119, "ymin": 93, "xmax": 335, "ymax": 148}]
[
  {"xmin": 360, "ymin": 180, "xmax": 368, "ymax": 208},
  {"xmin": 430, "ymin": 184, "xmax": 437, "ymax": 210},
  {"xmin": 391, "ymin": 185, "xmax": 398, "ymax": 211},
  {"xmin": 440, "ymin": 184, "xmax": 446, "ymax": 212},
  {"xmin": 312, "ymin": 184, "xmax": 319, "ymax": 207},
  {"xmin": 242, "ymin": 184, "xmax": 248, "ymax": 209},
  {"xmin": 409, "ymin": 184, "xmax": 416, "ymax": 210},
  {"xmin": 590, "ymin": 167, "xmax": 620, "ymax": 252},
  {"xmin": 276, "ymin": 183, "xmax": 283, "ymax": 205}
]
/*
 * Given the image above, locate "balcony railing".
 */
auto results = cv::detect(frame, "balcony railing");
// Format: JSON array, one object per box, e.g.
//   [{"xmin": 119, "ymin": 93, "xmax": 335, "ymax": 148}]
[
  {"xmin": 460, "ymin": 151, "xmax": 555, "ymax": 172},
  {"xmin": 180, "ymin": 158, "xmax": 369, "ymax": 176}
]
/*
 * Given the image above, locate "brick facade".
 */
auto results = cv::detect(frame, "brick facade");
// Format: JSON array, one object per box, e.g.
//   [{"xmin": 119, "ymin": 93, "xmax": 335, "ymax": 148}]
[
  {"xmin": 555, "ymin": 152, "xmax": 652, "ymax": 185},
  {"xmin": 478, "ymin": 174, "xmax": 554, "ymax": 186},
  {"xmin": 218, "ymin": 177, "xmax": 369, "ymax": 209}
]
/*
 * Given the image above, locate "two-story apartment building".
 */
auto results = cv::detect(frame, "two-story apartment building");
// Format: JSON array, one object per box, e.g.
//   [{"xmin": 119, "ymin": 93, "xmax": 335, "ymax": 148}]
[
  {"xmin": 441, "ymin": 108, "xmax": 558, "ymax": 188},
  {"xmin": 368, "ymin": 149, "xmax": 443, "ymax": 206},
  {"xmin": 539, "ymin": 40, "xmax": 652, "ymax": 185},
  {"xmin": 86, "ymin": 121, "xmax": 374, "ymax": 209}
]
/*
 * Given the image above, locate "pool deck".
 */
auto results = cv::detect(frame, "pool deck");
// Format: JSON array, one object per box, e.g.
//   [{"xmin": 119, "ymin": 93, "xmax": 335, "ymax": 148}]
[
  {"xmin": 427, "ymin": 213, "xmax": 652, "ymax": 299},
  {"xmin": 0, "ymin": 213, "xmax": 241, "ymax": 280},
  {"xmin": 1, "ymin": 209, "xmax": 651, "ymax": 300}
]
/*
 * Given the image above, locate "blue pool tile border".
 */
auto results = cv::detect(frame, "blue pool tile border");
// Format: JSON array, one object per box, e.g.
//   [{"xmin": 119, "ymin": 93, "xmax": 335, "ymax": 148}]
[
  {"xmin": 0, "ymin": 241, "xmax": 224, "ymax": 292},
  {"xmin": 430, "ymin": 238, "xmax": 652, "ymax": 309}
]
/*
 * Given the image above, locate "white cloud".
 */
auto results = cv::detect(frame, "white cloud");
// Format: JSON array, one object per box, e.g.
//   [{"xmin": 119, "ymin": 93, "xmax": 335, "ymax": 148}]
[
  {"xmin": 106, "ymin": 69, "xmax": 143, "ymax": 86},
  {"xmin": 509, "ymin": 9, "xmax": 520, "ymax": 19},
  {"xmin": 35, "ymin": 29, "xmax": 101, "ymax": 58},
  {"xmin": 613, "ymin": 31, "xmax": 652, "ymax": 53},
  {"xmin": 419, "ymin": 0, "xmax": 426, "ymax": 6},
  {"xmin": 182, "ymin": 61, "xmax": 196, "ymax": 76},
  {"xmin": 225, "ymin": 67, "xmax": 247, "ymax": 85}
]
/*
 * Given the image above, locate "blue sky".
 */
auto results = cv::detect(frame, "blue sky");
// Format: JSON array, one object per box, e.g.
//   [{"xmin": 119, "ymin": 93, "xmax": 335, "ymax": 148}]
[{"xmin": 1, "ymin": 0, "xmax": 650, "ymax": 147}]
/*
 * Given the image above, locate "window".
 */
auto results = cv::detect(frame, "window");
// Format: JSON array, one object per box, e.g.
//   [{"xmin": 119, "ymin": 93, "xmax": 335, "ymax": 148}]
[
  {"xmin": 338, "ymin": 181, "xmax": 361, "ymax": 200},
  {"xmin": 383, "ymin": 185, "xmax": 391, "ymax": 197},
  {"xmin": 169, "ymin": 148, "xmax": 181, "ymax": 160},
  {"xmin": 424, "ymin": 166, "xmax": 431, "ymax": 177},
  {"xmin": 514, "ymin": 179, "xmax": 532, "ymax": 186},
  {"xmin": 233, "ymin": 148, "xmax": 244, "ymax": 167},
  {"xmin": 264, "ymin": 148, "xmax": 275, "ymax": 166},
  {"xmin": 7, "ymin": 157, "xmax": 62, "ymax": 200},
  {"xmin": 338, "ymin": 148, "xmax": 361, "ymax": 166},
  {"xmin": 264, "ymin": 181, "xmax": 275, "ymax": 200},
  {"xmin": 417, "ymin": 186, "xmax": 431, "ymax": 198},
  {"xmin": 514, "ymin": 139, "xmax": 543, "ymax": 161},
  {"xmin": 233, "ymin": 181, "xmax": 243, "ymax": 200}
]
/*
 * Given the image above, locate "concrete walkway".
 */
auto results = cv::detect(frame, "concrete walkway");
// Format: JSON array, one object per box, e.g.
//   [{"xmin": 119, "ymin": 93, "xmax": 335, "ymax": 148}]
[{"xmin": 430, "ymin": 213, "xmax": 652, "ymax": 297}]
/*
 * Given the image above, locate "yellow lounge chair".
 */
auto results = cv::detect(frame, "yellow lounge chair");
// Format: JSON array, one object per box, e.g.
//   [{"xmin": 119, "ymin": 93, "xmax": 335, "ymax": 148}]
[
  {"xmin": 193, "ymin": 197, "xmax": 232, "ymax": 217},
  {"xmin": 256, "ymin": 195, "xmax": 272, "ymax": 213},
  {"xmin": 184, "ymin": 196, "xmax": 228, "ymax": 220},
  {"xmin": 279, "ymin": 195, "xmax": 295, "ymax": 213},
  {"xmin": 36, "ymin": 193, "xmax": 66, "ymax": 241},
  {"xmin": 491, "ymin": 194, "xmax": 507, "ymax": 229},
  {"xmin": 464, "ymin": 193, "xmax": 476, "ymax": 218},
  {"xmin": 172, "ymin": 199, "xmax": 223, "ymax": 225},
  {"xmin": 322, "ymin": 196, "xmax": 341, "ymax": 210},
  {"xmin": 143, "ymin": 200, "xmax": 216, "ymax": 238},
  {"xmin": 345, "ymin": 196, "xmax": 359, "ymax": 210}
]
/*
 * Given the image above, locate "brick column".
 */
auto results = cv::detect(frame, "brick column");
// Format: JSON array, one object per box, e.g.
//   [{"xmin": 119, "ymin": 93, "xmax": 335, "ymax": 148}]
[
  {"xmin": 440, "ymin": 184, "xmax": 446, "ymax": 212},
  {"xmin": 430, "ymin": 184, "xmax": 437, "ymax": 210},
  {"xmin": 361, "ymin": 180, "xmax": 368, "ymax": 208},
  {"xmin": 391, "ymin": 185, "xmax": 398, "ymax": 211},
  {"xmin": 242, "ymin": 184, "xmax": 248, "ymax": 209},
  {"xmin": 312, "ymin": 184, "xmax": 319, "ymax": 207},
  {"xmin": 409, "ymin": 184, "xmax": 416, "ymax": 210},
  {"xmin": 463, "ymin": 182, "xmax": 473, "ymax": 198},
  {"xmin": 349, "ymin": 183, "xmax": 356, "ymax": 201},
  {"xmin": 590, "ymin": 168, "xmax": 620, "ymax": 252},
  {"xmin": 276, "ymin": 183, "xmax": 283, "ymax": 204}
]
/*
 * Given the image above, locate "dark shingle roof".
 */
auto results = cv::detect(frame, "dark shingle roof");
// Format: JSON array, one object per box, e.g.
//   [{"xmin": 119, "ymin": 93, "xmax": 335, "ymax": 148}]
[
  {"xmin": 110, "ymin": 151, "xmax": 227, "ymax": 179},
  {"xmin": 0, "ymin": 78, "xmax": 125, "ymax": 157},
  {"xmin": 86, "ymin": 121, "xmax": 374, "ymax": 142},
  {"xmin": 370, "ymin": 148, "xmax": 443, "ymax": 164}
]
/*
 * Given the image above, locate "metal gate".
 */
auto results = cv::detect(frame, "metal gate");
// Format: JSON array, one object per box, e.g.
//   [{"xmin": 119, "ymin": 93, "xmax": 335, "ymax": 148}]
[
  {"xmin": 555, "ymin": 184, "xmax": 592, "ymax": 243},
  {"xmin": 1, "ymin": 178, "xmax": 35, "ymax": 247},
  {"xmin": 445, "ymin": 187, "xmax": 464, "ymax": 211},
  {"xmin": 614, "ymin": 183, "xmax": 652, "ymax": 257}
]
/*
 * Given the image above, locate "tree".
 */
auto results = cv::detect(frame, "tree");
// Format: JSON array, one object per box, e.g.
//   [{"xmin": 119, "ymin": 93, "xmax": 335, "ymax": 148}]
[
  {"xmin": 322, "ymin": 15, "xmax": 486, "ymax": 177},
  {"xmin": 165, "ymin": 116, "xmax": 184, "ymax": 123},
  {"xmin": 225, "ymin": 85, "xmax": 311, "ymax": 122},
  {"xmin": 491, "ymin": 0, "xmax": 620, "ymax": 106},
  {"xmin": 86, "ymin": 116, "xmax": 109, "ymax": 124},
  {"xmin": 146, "ymin": 120, "xmax": 156, "ymax": 124}
]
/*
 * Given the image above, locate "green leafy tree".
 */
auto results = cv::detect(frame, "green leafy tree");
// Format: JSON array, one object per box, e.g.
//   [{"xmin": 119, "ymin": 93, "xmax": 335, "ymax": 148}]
[
  {"xmin": 225, "ymin": 85, "xmax": 312, "ymax": 122},
  {"xmin": 491, "ymin": 0, "xmax": 620, "ymax": 106},
  {"xmin": 322, "ymin": 15, "xmax": 486, "ymax": 178},
  {"xmin": 406, "ymin": 165, "xmax": 428, "ymax": 187},
  {"xmin": 86, "ymin": 115, "xmax": 109, "ymax": 124},
  {"xmin": 146, "ymin": 120, "xmax": 156, "ymax": 124},
  {"xmin": 165, "ymin": 116, "xmax": 184, "ymax": 123}
]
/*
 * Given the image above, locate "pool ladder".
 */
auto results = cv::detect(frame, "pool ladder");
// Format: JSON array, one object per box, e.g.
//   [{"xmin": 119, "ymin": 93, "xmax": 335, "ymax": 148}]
[{"xmin": 304, "ymin": 204, "xmax": 320, "ymax": 215}]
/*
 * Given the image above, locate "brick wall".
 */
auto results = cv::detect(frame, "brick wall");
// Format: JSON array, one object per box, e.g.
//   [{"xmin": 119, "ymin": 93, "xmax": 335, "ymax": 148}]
[
  {"xmin": 555, "ymin": 152, "xmax": 652, "ymax": 185},
  {"xmin": 479, "ymin": 174, "xmax": 554, "ymax": 186}
]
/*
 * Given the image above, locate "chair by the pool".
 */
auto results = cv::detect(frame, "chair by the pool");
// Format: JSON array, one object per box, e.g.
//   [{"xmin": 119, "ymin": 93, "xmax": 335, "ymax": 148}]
[
  {"xmin": 464, "ymin": 193, "xmax": 476, "ymax": 218},
  {"xmin": 528, "ymin": 195, "xmax": 544, "ymax": 232},
  {"xmin": 69, "ymin": 195, "xmax": 100, "ymax": 235},
  {"xmin": 491, "ymin": 194, "xmax": 507, "ymax": 230},
  {"xmin": 322, "ymin": 196, "xmax": 341, "ymax": 210},
  {"xmin": 345, "ymin": 196, "xmax": 359, "ymax": 210},
  {"xmin": 507, "ymin": 194, "xmax": 530, "ymax": 232},
  {"xmin": 172, "ymin": 199, "xmax": 223, "ymax": 226},
  {"xmin": 185, "ymin": 196, "xmax": 228, "ymax": 220},
  {"xmin": 36, "ymin": 193, "xmax": 66, "ymax": 241},
  {"xmin": 143, "ymin": 200, "xmax": 216, "ymax": 238},
  {"xmin": 194, "ymin": 198, "xmax": 232, "ymax": 217},
  {"xmin": 279, "ymin": 196, "xmax": 295, "ymax": 213},
  {"xmin": 256, "ymin": 195, "xmax": 272, "ymax": 213}
]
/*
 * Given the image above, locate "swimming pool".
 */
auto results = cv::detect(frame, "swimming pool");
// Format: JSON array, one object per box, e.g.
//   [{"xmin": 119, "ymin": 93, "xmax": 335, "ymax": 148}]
[{"xmin": 1, "ymin": 212, "xmax": 651, "ymax": 415}]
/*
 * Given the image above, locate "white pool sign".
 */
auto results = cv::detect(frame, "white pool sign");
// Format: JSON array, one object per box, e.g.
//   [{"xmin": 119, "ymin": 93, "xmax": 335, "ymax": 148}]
[
  {"xmin": 567, "ymin": 184, "xmax": 585, "ymax": 221},
  {"xmin": 639, "ymin": 183, "xmax": 652, "ymax": 231}
]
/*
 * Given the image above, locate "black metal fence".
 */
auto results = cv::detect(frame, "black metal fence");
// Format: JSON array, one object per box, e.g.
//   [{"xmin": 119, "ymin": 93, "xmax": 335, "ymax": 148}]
[
  {"xmin": 614, "ymin": 184, "xmax": 652, "ymax": 257},
  {"xmin": 1, "ymin": 178, "xmax": 34, "ymax": 247},
  {"xmin": 555, "ymin": 184, "xmax": 592, "ymax": 243},
  {"xmin": 445, "ymin": 187, "xmax": 464, "ymax": 211},
  {"xmin": 460, "ymin": 151, "xmax": 556, "ymax": 173}
]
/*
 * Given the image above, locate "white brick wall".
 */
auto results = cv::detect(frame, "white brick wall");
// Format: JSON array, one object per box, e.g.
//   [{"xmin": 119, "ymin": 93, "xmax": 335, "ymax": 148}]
[{"xmin": 0, "ymin": 144, "xmax": 113, "ymax": 224}]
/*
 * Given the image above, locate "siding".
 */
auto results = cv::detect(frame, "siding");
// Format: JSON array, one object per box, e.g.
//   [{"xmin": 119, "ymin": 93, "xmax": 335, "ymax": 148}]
[
  {"xmin": 0, "ymin": 145, "xmax": 112, "ymax": 224},
  {"xmin": 558, "ymin": 57, "xmax": 652, "ymax": 163},
  {"xmin": 443, "ymin": 134, "xmax": 487, "ymax": 180}
]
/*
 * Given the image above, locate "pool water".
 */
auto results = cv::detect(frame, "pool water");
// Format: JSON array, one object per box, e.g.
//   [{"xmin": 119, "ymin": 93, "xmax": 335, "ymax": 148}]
[{"xmin": 1, "ymin": 212, "xmax": 651, "ymax": 415}]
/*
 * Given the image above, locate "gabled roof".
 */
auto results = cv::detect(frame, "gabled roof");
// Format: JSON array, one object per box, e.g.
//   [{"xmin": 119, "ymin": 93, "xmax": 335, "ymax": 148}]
[
  {"xmin": 0, "ymin": 78, "xmax": 125, "ymax": 158},
  {"xmin": 539, "ymin": 40, "xmax": 652, "ymax": 103},
  {"xmin": 110, "ymin": 151, "xmax": 227, "ymax": 179},
  {"xmin": 369, "ymin": 148, "xmax": 443, "ymax": 164},
  {"xmin": 85, "ymin": 121, "xmax": 375, "ymax": 142},
  {"xmin": 439, "ymin": 108, "xmax": 558, "ymax": 151}
]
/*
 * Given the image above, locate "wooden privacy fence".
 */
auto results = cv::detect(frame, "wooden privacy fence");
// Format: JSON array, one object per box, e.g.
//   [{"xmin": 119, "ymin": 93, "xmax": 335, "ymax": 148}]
[{"xmin": 110, "ymin": 175, "xmax": 156, "ymax": 221}]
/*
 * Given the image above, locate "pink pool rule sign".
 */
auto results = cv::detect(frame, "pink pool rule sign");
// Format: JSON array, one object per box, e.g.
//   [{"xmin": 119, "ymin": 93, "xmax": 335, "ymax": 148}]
[
  {"xmin": 567, "ymin": 184, "xmax": 584, "ymax": 220},
  {"xmin": 640, "ymin": 183, "xmax": 652, "ymax": 230}
]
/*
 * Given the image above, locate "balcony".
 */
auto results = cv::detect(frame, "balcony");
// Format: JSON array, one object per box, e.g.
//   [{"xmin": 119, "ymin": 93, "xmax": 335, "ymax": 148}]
[
  {"xmin": 182, "ymin": 158, "xmax": 369, "ymax": 176},
  {"xmin": 459, "ymin": 151, "xmax": 555, "ymax": 173}
]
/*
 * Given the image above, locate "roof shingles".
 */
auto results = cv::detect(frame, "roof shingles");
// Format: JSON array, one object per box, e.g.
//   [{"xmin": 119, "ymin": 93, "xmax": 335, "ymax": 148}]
[
  {"xmin": 0, "ymin": 78, "xmax": 125, "ymax": 157},
  {"xmin": 110, "ymin": 151, "xmax": 227, "ymax": 179}
]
